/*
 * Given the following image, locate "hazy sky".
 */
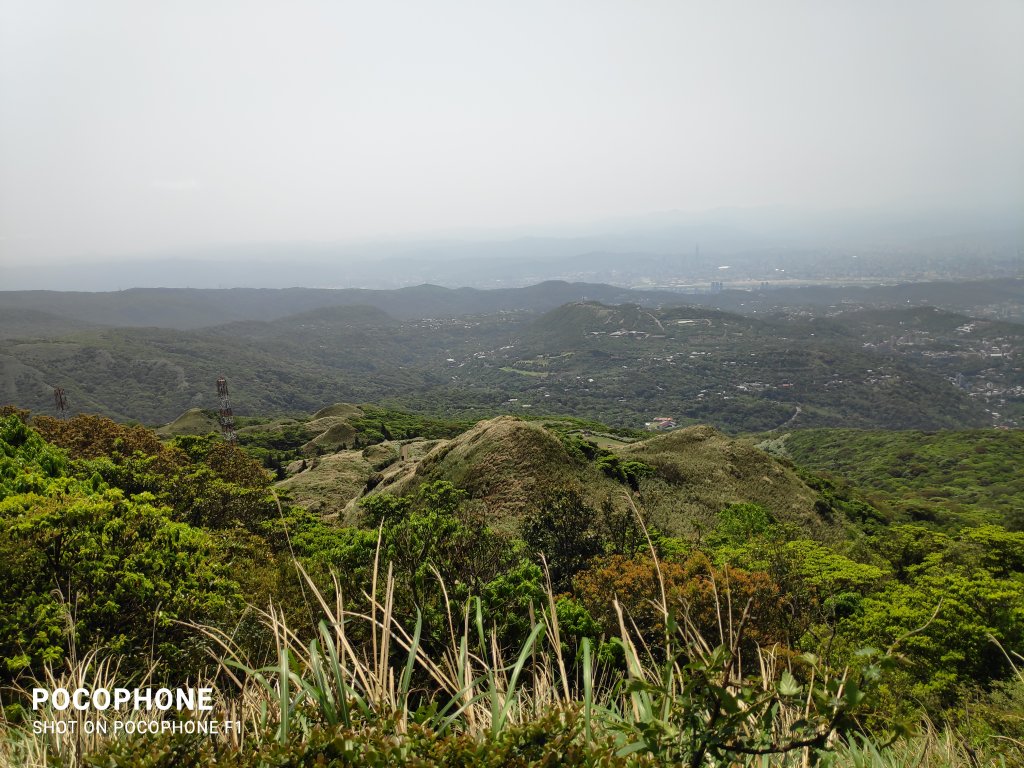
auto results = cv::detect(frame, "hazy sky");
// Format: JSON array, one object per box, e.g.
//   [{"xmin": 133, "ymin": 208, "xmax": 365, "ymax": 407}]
[{"xmin": 1, "ymin": 0, "xmax": 1022, "ymax": 265}]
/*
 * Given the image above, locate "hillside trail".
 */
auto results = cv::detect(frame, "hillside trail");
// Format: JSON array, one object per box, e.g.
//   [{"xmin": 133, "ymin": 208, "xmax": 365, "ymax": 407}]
[
  {"xmin": 772, "ymin": 405, "xmax": 802, "ymax": 432},
  {"xmin": 643, "ymin": 311, "xmax": 665, "ymax": 332}
]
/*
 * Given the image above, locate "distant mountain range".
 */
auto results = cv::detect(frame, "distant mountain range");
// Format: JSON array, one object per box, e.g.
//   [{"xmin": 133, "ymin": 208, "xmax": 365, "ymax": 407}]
[
  {"xmin": 2, "ymin": 277, "xmax": 1021, "ymax": 332},
  {"xmin": 0, "ymin": 282, "xmax": 678, "ymax": 330}
]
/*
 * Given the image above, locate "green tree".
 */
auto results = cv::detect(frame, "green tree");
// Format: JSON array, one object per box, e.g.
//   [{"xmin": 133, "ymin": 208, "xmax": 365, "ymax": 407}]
[
  {"xmin": 0, "ymin": 486, "xmax": 240, "ymax": 682},
  {"xmin": 522, "ymin": 486, "xmax": 603, "ymax": 593}
]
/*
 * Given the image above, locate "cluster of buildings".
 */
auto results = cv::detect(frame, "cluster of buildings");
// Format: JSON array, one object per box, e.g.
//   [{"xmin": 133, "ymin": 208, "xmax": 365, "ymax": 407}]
[{"xmin": 645, "ymin": 416, "xmax": 677, "ymax": 431}]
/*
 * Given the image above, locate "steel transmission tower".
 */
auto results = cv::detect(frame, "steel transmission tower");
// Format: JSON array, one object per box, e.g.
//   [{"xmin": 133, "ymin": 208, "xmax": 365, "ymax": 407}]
[
  {"xmin": 216, "ymin": 377, "xmax": 237, "ymax": 443},
  {"xmin": 53, "ymin": 387, "xmax": 68, "ymax": 419}
]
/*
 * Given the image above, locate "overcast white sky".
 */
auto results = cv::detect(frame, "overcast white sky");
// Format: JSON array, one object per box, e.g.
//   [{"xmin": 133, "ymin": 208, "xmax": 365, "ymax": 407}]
[{"xmin": 1, "ymin": 0, "xmax": 1022, "ymax": 265}]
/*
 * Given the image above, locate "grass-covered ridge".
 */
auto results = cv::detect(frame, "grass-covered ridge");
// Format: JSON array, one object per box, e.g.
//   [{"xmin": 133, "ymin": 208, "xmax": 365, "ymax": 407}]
[
  {"xmin": 249, "ymin": 405, "xmax": 832, "ymax": 537},
  {"xmin": 1, "ymin": 407, "xmax": 1022, "ymax": 766}
]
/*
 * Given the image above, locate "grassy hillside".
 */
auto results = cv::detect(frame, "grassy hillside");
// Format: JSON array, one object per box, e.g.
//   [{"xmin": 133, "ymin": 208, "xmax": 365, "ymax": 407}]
[
  {"xmin": 155, "ymin": 407, "xmax": 222, "ymax": 436},
  {"xmin": 622, "ymin": 425, "xmax": 823, "ymax": 537},
  {"xmin": 270, "ymin": 412, "xmax": 833, "ymax": 543},
  {"xmin": 366, "ymin": 417, "xmax": 600, "ymax": 526},
  {"xmin": 184, "ymin": 402, "xmax": 831, "ymax": 539}
]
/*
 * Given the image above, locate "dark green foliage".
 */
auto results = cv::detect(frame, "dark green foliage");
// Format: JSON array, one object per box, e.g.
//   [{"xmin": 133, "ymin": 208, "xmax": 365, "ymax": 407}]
[
  {"xmin": 357, "ymin": 481, "xmax": 521, "ymax": 648},
  {"xmin": 554, "ymin": 597, "xmax": 602, "ymax": 660},
  {"xmin": 561, "ymin": 435, "xmax": 655, "ymax": 492},
  {"xmin": 847, "ymin": 524, "xmax": 1024, "ymax": 711},
  {"xmin": 480, "ymin": 560, "xmax": 548, "ymax": 649},
  {"xmin": 561, "ymin": 433, "xmax": 600, "ymax": 462},
  {"xmin": 522, "ymin": 487, "xmax": 604, "ymax": 593},
  {"xmin": 711, "ymin": 503, "xmax": 777, "ymax": 543},
  {"xmin": 87, "ymin": 711, "xmax": 654, "ymax": 768},
  {"xmin": 783, "ymin": 429, "xmax": 1024, "ymax": 530},
  {"xmin": 237, "ymin": 423, "xmax": 313, "ymax": 452},
  {"xmin": 596, "ymin": 454, "xmax": 655, "ymax": 492},
  {"xmin": 796, "ymin": 470, "xmax": 890, "ymax": 529},
  {"xmin": 0, "ymin": 415, "xmax": 242, "ymax": 681},
  {"xmin": 236, "ymin": 422, "xmax": 314, "ymax": 469},
  {"xmin": 350, "ymin": 406, "xmax": 472, "ymax": 444}
]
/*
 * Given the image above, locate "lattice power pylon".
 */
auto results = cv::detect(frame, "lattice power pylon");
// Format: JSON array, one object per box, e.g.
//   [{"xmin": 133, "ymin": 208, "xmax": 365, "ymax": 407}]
[
  {"xmin": 53, "ymin": 387, "xmax": 68, "ymax": 419},
  {"xmin": 216, "ymin": 377, "xmax": 237, "ymax": 443}
]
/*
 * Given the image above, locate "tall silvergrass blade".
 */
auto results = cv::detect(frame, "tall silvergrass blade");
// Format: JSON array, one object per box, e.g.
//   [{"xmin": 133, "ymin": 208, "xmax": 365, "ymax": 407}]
[
  {"xmin": 224, "ymin": 661, "xmax": 285, "ymax": 740},
  {"xmin": 658, "ymin": 654, "xmax": 674, "ymax": 723},
  {"xmin": 489, "ymin": 630, "xmax": 506, "ymax": 709},
  {"xmin": 370, "ymin": 522, "xmax": 383, "ymax": 698},
  {"xmin": 398, "ymin": 610, "xmax": 424, "ymax": 719},
  {"xmin": 258, "ymin": 698, "xmax": 269, "ymax": 736},
  {"xmin": 429, "ymin": 564, "xmax": 458, "ymax": 649},
  {"xmin": 319, "ymin": 625, "xmax": 368, "ymax": 725},
  {"xmin": 456, "ymin": 633, "xmax": 473, "ymax": 726},
  {"xmin": 435, "ymin": 689, "xmax": 492, "ymax": 736},
  {"xmin": 538, "ymin": 554, "xmax": 571, "ymax": 702},
  {"xmin": 582, "ymin": 637, "xmax": 593, "ymax": 743},
  {"xmin": 429, "ymin": 563, "xmax": 466, "ymax": 704},
  {"xmin": 380, "ymin": 563, "xmax": 396, "ymax": 708},
  {"xmin": 473, "ymin": 597, "xmax": 487, "ymax": 651},
  {"xmin": 297, "ymin": 639, "xmax": 370, "ymax": 729},
  {"xmin": 307, "ymin": 639, "xmax": 335, "ymax": 723},
  {"xmin": 473, "ymin": 598, "xmax": 500, "ymax": 727},
  {"xmin": 493, "ymin": 621, "xmax": 546, "ymax": 735},
  {"xmin": 278, "ymin": 618, "xmax": 291, "ymax": 742},
  {"xmin": 613, "ymin": 597, "xmax": 653, "ymax": 725},
  {"xmin": 430, "ymin": 656, "xmax": 504, "ymax": 733}
]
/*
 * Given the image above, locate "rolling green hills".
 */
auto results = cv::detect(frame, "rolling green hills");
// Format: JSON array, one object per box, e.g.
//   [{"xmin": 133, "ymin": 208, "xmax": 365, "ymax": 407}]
[{"xmin": 2, "ymin": 283, "xmax": 1019, "ymax": 432}]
